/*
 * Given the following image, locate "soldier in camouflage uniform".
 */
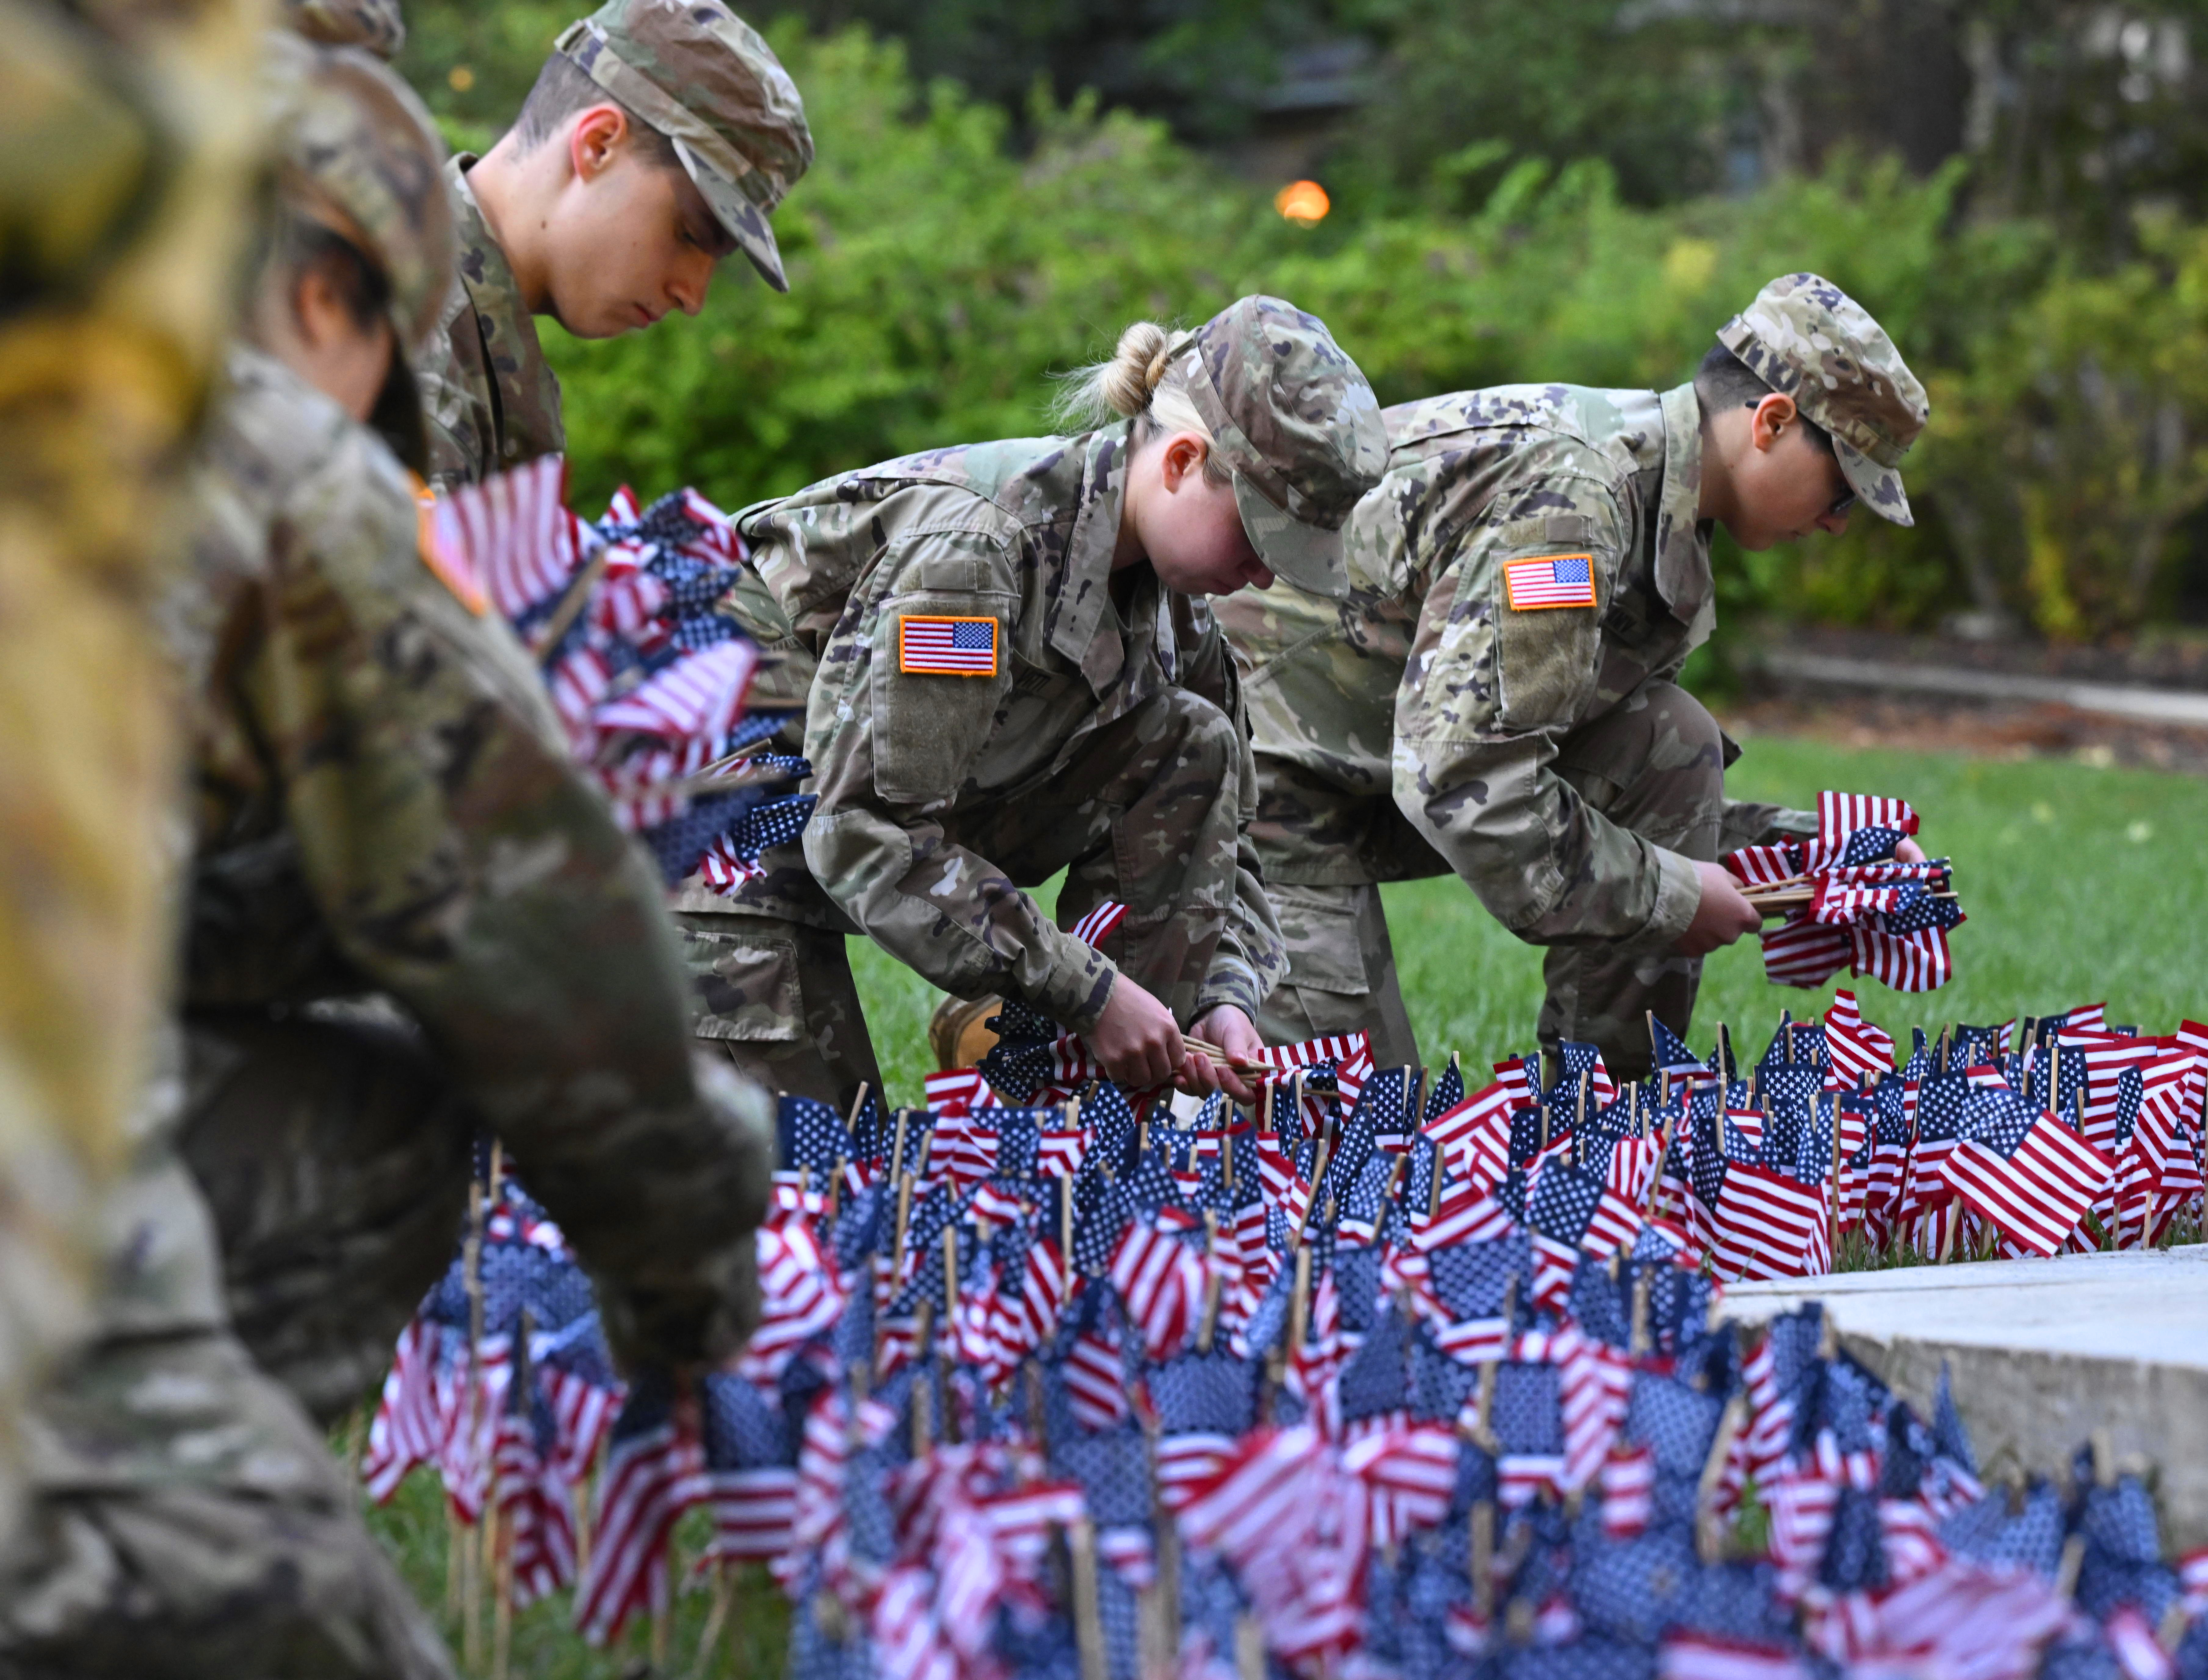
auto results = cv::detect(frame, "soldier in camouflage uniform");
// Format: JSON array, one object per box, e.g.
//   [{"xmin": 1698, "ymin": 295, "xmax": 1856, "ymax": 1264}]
[
  {"xmin": 1215, "ymin": 275, "xmax": 1930, "ymax": 1080},
  {"xmin": 414, "ymin": 0, "xmax": 813, "ymax": 490},
  {"xmin": 2, "ymin": 40, "xmax": 774, "ymax": 1676},
  {"xmin": 0, "ymin": 0, "xmax": 262, "ymax": 1550},
  {"xmin": 692, "ymin": 299, "xmax": 1386, "ymax": 1104}
]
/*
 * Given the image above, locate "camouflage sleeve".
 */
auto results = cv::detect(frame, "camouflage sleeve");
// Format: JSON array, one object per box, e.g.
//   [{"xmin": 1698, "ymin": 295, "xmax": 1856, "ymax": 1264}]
[
  {"xmin": 415, "ymin": 283, "xmax": 494, "ymax": 493},
  {"xmin": 1176, "ymin": 599, "xmax": 1287, "ymax": 1019},
  {"xmin": 1719, "ymin": 798, "xmax": 1819, "ymax": 854},
  {"xmin": 241, "ymin": 436, "xmax": 771, "ymax": 1367},
  {"xmin": 1391, "ymin": 475, "xmax": 1703, "ymax": 952},
  {"xmin": 795, "ymin": 503, "xmax": 1119, "ymax": 1030}
]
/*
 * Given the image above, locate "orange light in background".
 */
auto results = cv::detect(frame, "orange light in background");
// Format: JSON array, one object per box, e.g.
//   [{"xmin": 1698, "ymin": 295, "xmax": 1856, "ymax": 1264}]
[{"xmin": 1275, "ymin": 179, "xmax": 1330, "ymax": 225}]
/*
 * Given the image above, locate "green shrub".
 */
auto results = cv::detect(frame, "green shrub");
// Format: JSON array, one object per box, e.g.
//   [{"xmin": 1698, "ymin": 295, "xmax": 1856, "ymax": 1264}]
[{"xmin": 403, "ymin": 7, "xmax": 2208, "ymax": 641}]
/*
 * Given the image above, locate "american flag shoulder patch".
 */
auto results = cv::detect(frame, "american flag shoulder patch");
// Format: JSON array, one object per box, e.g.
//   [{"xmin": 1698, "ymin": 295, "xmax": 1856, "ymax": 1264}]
[
  {"xmin": 898, "ymin": 614, "xmax": 999, "ymax": 677},
  {"xmin": 1503, "ymin": 553, "xmax": 1597, "ymax": 611}
]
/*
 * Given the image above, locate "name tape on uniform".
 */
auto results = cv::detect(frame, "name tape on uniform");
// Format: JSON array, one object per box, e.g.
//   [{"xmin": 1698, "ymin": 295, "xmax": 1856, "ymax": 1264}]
[
  {"xmin": 899, "ymin": 615, "xmax": 999, "ymax": 677},
  {"xmin": 1503, "ymin": 554, "xmax": 1597, "ymax": 612}
]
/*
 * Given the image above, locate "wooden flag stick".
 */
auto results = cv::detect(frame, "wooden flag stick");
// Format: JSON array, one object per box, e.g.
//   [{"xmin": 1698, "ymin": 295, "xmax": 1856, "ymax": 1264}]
[
  {"xmin": 491, "ymin": 1511, "xmax": 515, "ymax": 1680},
  {"xmin": 689, "ymin": 1563, "xmax": 735, "ymax": 1680},
  {"xmin": 1696, "ymin": 1394, "xmax": 1747, "ymax": 1564},
  {"xmin": 1470, "ymin": 1499, "xmax": 1496, "ymax": 1620},
  {"xmin": 943, "ymin": 1223, "xmax": 960, "ymax": 1319},
  {"xmin": 1196, "ymin": 1211, "xmax": 1222, "ymax": 1353},
  {"xmin": 1068, "ymin": 1519, "xmax": 1108, "ymax": 1680}
]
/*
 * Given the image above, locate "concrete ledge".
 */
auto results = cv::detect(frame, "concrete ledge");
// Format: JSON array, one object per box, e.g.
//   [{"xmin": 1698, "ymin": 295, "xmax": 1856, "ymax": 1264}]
[
  {"xmin": 1721, "ymin": 1246, "xmax": 2208, "ymax": 1548},
  {"xmin": 1754, "ymin": 648, "xmax": 2208, "ymax": 730}
]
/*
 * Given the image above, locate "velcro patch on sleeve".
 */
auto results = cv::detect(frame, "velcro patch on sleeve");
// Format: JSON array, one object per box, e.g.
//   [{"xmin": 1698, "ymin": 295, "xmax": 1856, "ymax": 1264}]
[
  {"xmin": 412, "ymin": 476, "xmax": 488, "ymax": 614},
  {"xmin": 1503, "ymin": 554, "xmax": 1597, "ymax": 612},
  {"xmin": 898, "ymin": 614, "xmax": 999, "ymax": 677}
]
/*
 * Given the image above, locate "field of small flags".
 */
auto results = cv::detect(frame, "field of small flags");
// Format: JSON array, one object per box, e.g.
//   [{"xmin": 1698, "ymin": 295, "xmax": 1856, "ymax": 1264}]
[{"xmin": 341, "ymin": 737, "xmax": 2208, "ymax": 1680}]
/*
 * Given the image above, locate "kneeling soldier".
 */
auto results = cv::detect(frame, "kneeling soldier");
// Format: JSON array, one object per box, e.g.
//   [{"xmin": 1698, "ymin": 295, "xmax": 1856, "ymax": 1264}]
[{"xmin": 1215, "ymin": 274, "xmax": 1929, "ymax": 1081}]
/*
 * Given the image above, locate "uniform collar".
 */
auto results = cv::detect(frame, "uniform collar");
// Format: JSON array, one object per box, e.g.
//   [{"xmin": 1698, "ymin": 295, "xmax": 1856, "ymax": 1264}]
[
  {"xmin": 1652, "ymin": 382, "xmax": 1710, "ymax": 622},
  {"xmin": 447, "ymin": 156, "xmax": 565, "ymax": 467},
  {"xmin": 1052, "ymin": 423, "xmax": 1146, "ymax": 690}
]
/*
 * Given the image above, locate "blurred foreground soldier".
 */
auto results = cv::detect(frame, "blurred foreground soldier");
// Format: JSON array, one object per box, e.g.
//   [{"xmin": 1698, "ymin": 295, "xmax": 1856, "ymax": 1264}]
[
  {"xmin": 170, "ymin": 36, "xmax": 772, "ymax": 1420},
  {"xmin": 1215, "ymin": 274, "xmax": 1930, "ymax": 1080},
  {"xmin": 697, "ymin": 298, "xmax": 1386, "ymax": 1105},
  {"xmin": 416, "ymin": 0, "xmax": 813, "ymax": 489},
  {"xmin": 0, "ymin": 0, "xmax": 261, "ymax": 1546},
  {"xmin": 282, "ymin": 0, "xmax": 405, "ymax": 57},
  {"xmin": 1, "ymin": 38, "xmax": 771, "ymax": 1678}
]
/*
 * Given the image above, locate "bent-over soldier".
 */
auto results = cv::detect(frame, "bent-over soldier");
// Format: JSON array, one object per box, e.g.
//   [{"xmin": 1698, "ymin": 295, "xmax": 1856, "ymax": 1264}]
[
  {"xmin": 414, "ymin": 0, "xmax": 813, "ymax": 490},
  {"xmin": 689, "ymin": 297, "xmax": 1387, "ymax": 1104},
  {"xmin": 1215, "ymin": 274, "xmax": 1931, "ymax": 1081}
]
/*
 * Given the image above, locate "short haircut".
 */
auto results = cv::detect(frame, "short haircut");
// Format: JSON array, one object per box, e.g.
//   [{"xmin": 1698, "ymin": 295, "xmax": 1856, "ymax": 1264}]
[
  {"xmin": 273, "ymin": 209, "xmax": 391, "ymax": 336},
  {"xmin": 1694, "ymin": 342, "xmax": 1833, "ymax": 454},
  {"xmin": 510, "ymin": 51, "xmax": 681, "ymax": 169}
]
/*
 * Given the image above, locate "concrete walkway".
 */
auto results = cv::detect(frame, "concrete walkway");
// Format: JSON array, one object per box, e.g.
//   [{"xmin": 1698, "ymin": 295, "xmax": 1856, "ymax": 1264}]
[
  {"xmin": 1721, "ymin": 1246, "xmax": 2208, "ymax": 1546},
  {"xmin": 1755, "ymin": 647, "xmax": 2208, "ymax": 729}
]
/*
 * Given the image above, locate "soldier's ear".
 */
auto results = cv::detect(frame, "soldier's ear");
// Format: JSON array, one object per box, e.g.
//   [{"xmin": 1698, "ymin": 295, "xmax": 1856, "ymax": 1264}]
[
  {"xmin": 1157, "ymin": 431, "xmax": 1211, "ymax": 492},
  {"xmin": 570, "ymin": 104, "xmax": 629, "ymax": 184},
  {"xmin": 1748, "ymin": 392, "xmax": 1799, "ymax": 455}
]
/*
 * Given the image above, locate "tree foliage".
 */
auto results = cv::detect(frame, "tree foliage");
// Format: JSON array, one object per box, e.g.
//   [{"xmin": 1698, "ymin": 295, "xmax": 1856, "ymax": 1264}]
[{"xmin": 399, "ymin": 5, "xmax": 2208, "ymax": 639}]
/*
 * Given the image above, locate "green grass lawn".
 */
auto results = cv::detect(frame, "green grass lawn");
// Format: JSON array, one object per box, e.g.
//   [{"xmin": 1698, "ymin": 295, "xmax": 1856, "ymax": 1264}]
[{"xmin": 360, "ymin": 733, "xmax": 2208, "ymax": 1674}]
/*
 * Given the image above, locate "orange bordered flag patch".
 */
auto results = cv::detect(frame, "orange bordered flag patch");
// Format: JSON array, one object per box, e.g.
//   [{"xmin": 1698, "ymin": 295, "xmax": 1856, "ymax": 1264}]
[
  {"xmin": 1503, "ymin": 553, "xmax": 1597, "ymax": 612},
  {"xmin": 898, "ymin": 615, "xmax": 999, "ymax": 677},
  {"xmin": 410, "ymin": 474, "xmax": 488, "ymax": 615}
]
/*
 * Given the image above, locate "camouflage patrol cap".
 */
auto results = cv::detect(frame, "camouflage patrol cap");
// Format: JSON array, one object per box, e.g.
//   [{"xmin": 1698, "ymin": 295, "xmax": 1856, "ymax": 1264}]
[
  {"xmin": 1175, "ymin": 294, "xmax": 1385, "ymax": 598},
  {"xmin": 266, "ymin": 32, "xmax": 455, "ymax": 355},
  {"xmin": 1716, "ymin": 272, "xmax": 1930, "ymax": 527},
  {"xmin": 554, "ymin": 0, "xmax": 813, "ymax": 293},
  {"xmin": 281, "ymin": 0, "xmax": 405, "ymax": 60}
]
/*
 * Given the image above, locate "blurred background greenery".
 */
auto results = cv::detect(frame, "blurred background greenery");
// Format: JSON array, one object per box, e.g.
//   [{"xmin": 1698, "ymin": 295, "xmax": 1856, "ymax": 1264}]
[{"xmin": 399, "ymin": 0, "xmax": 2208, "ymax": 648}]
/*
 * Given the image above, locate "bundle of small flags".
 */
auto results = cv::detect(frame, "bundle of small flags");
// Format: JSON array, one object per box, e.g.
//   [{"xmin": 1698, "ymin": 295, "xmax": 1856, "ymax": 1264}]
[
  {"xmin": 1727, "ymin": 791, "xmax": 1965, "ymax": 992},
  {"xmin": 427, "ymin": 456, "xmax": 815, "ymax": 889},
  {"xmin": 362, "ymin": 973, "xmax": 2208, "ymax": 1674}
]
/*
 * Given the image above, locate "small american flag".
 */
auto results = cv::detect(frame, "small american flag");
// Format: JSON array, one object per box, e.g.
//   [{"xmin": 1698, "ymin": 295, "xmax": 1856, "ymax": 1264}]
[
  {"xmin": 1503, "ymin": 553, "xmax": 1598, "ymax": 610},
  {"xmin": 1066, "ymin": 900, "xmax": 1128, "ymax": 946},
  {"xmin": 1819, "ymin": 791, "xmax": 1921, "ymax": 841},
  {"xmin": 1940, "ymin": 1086, "xmax": 2112, "ymax": 1256},
  {"xmin": 898, "ymin": 615, "xmax": 999, "ymax": 676}
]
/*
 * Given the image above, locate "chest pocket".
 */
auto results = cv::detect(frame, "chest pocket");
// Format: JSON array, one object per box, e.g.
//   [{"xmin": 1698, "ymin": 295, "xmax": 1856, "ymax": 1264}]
[
  {"xmin": 870, "ymin": 588, "xmax": 1015, "ymax": 804},
  {"xmin": 1491, "ymin": 517, "xmax": 1605, "ymax": 732}
]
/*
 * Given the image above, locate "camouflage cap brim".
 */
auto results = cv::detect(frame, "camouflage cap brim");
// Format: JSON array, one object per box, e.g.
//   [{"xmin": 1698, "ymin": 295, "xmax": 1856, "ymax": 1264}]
[
  {"xmin": 673, "ymin": 136, "xmax": 788, "ymax": 293},
  {"xmin": 1233, "ymin": 471, "xmax": 1348, "ymax": 598},
  {"xmin": 1833, "ymin": 436, "xmax": 1913, "ymax": 528}
]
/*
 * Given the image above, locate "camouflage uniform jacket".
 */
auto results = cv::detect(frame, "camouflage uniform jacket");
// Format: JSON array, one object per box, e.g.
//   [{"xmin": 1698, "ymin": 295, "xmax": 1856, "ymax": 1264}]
[
  {"xmin": 168, "ymin": 347, "xmax": 769, "ymax": 1364},
  {"xmin": 417, "ymin": 157, "xmax": 564, "ymax": 492},
  {"xmin": 1220, "ymin": 383, "xmax": 1813, "ymax": 953},
  {"xmin": 722, "ymin": 425, "xmax": 1285, "ymax": 1030}
]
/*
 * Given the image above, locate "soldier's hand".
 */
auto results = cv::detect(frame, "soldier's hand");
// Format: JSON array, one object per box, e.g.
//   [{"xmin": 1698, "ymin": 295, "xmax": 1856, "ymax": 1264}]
[
  {"xmin": 1896, "ymin": 835, "xmax": 1927, "ymax": 864},
  {"xmin": 1182, "ymin": 1005, "xmax": 1265, "ymax": 1102},
  {"xmin": 1090, "ymin": 974, "xmax": 1186, "ymax": 1090},
  {"xmin": 1679, "ymin": 860, "xmax": 1763, "ymax": 956}
]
